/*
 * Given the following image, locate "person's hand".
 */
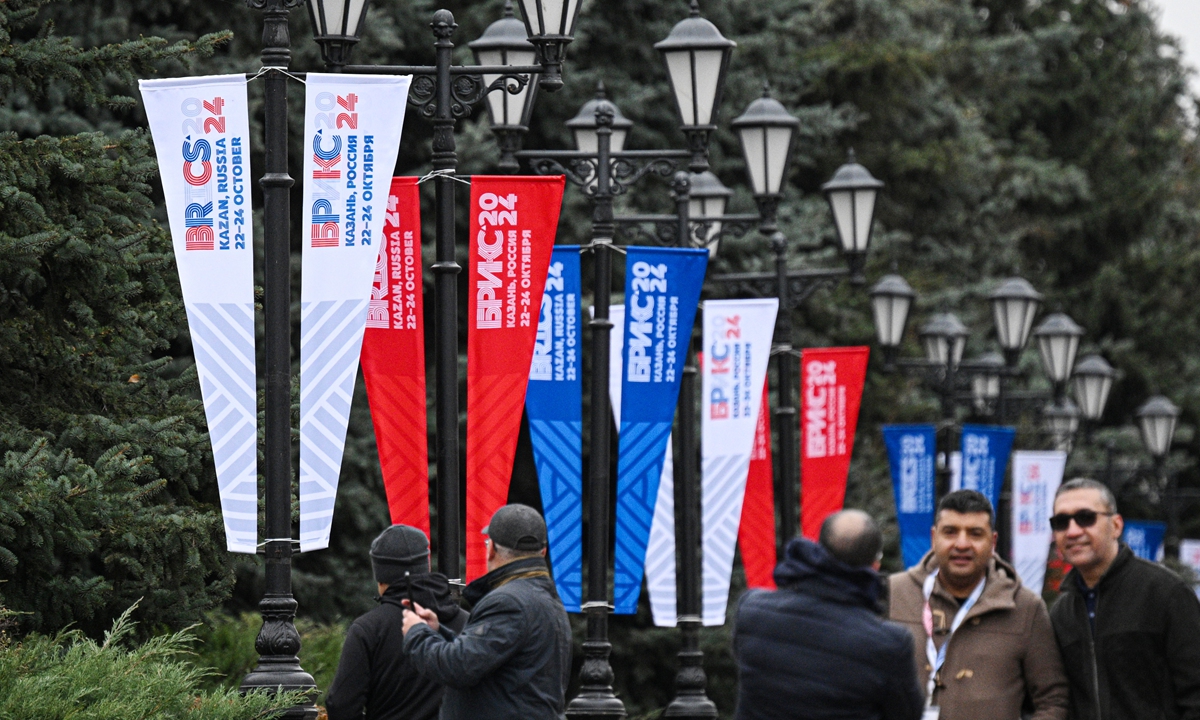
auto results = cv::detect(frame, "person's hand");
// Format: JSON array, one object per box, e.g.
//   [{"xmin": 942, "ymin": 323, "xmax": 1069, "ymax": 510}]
[{"xmin": 402, "ymin": 601, "xmax": 439, "ymax": 636}]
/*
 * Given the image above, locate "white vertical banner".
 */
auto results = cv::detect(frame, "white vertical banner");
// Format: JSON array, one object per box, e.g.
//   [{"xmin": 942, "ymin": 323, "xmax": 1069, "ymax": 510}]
[
  {"xmin": 701, "ymin": 299, "xmax": 778, "ymax": 626},
  {"xmin": 1180, "ymin": 540, "xmax": 1200, "ymax": 597},
  {"xmin": 140, "ymin": 75, "xmax": 257, "ymax": 553},
  {"xmin": 1010, "ymin": 450, "xmax": 1067, "ymax": 594},
  {"xmin": 299, "ymin": 73, "xmax": 411, "ymax": 552},
  {"xmin": 601, "ymin": 304, "xmax": 677, "ymax": 625}
]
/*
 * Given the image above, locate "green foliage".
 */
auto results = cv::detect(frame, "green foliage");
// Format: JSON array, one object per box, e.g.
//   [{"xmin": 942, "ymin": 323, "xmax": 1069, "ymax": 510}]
[
  {"xmin": 0, "ymin": 0, "xmax": 235, "ymax": 637},
  {"xmin": 0, "ymin": 604, "xmax": 306, "ymax": 719},
  {"xmin": 188, "ymin": 612, "xmax": 346, "ymax": 703}
]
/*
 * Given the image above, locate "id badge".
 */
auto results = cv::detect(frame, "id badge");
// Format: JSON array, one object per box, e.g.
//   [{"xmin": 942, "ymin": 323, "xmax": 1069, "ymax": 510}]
[{"xmin": 922, "ymin": 706, "xmax": 940, "ymax": 720}]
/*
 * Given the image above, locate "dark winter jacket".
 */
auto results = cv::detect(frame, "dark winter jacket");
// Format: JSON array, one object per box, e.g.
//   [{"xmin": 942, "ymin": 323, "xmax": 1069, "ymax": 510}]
[
  {"xmin": 325, "ymin": 573, "xmax": 468, "ymax": 720},
  {"xmin": 403, "ymin": 556, "xmax": 572, "ymax": 720},
  {"xmin": 1050, "ymin": 543, "xmax": 1200, "ymax": 720},
  {"xmin": 732, "ymin": 537, "xmax": 924, "ymax": 720}
]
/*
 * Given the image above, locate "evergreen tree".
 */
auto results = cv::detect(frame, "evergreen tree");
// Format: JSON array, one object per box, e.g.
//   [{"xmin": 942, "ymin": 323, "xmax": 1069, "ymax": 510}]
[{"xmin": 0, "ymin": 0, "xmax": 233, "ymax": 636}]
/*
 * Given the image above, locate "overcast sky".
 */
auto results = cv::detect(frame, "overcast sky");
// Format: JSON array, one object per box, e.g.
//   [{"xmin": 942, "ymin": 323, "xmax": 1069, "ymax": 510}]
[{"xmin": 1150, "ymin": 0, "xmax": 1200, "ymax": 96}]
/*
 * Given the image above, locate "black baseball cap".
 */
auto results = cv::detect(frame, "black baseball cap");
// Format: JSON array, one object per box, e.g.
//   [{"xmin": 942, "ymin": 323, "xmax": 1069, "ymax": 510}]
[{"xmin": 482, "ymin": 504, "xmax": 548, "ymax": 552}]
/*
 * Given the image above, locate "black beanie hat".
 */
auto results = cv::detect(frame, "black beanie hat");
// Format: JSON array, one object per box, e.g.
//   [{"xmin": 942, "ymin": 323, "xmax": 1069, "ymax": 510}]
[{"xmin": 370, "ymin": 524, "xmax": 430, "ymax": 586}]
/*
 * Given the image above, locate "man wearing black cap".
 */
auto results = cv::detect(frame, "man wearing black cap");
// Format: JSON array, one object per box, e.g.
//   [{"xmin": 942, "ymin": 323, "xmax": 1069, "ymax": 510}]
[
  {"xmin": 325, "ymin": 524, "xmax": 468, "ymax": 720},
  {"xmin": 402, "ymin": 503, "xmax": 572, "ymax": 720}
]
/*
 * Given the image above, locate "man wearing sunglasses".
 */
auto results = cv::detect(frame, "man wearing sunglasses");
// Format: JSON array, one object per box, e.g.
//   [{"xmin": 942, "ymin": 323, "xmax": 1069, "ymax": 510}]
[{"xmin": 1049, "ymin": 477, "xmax": 1200, "ymax": 719}]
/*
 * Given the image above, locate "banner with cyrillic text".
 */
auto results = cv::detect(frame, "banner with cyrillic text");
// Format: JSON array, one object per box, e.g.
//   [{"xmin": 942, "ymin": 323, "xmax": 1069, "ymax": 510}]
[
  {"xmin": 959, "ymin": 424, "xmax": 1016, "ymax": 512},
  {"xmin": 466, "ymin": 175, "xmax": 565, "ymax": 581},
  {"xmin": 614, "ymin": 247, "xmax": 708, "ymax": 615},
  {"xmin": 526, "ymin": 246, "xmax": 583, "ymax": 611},
  {"xmin": 299, "ymin": 73, "xmax": 411, "ymax": 552},
  {"xmin": 800, "ymin": 347, "xmax": 870, "ymax": 540},
  {"xmin": 140, "ymin": 74, "xmax": 256, "ymax": 553},
  {"xmin": 1010, "ymin": 450, "xmax": 1066, "ymax": 594},
  {"xmin": 883, "ymin": 424, "xmax": 937, "ymax": 569},
  {"xmin": 702, "ymin": 299, "xmax": 777, "ymax": 626},
  {"xmin": 361, "ymin": 178, "xmax": 428, "ymax": 535},
  {"xmin": 1124, "ymin": 520, "xmax": 1166, "ymax": 562},
  {"xmin": 606, "ymin": 304, "xmax": 678, "ymax": 626},
  {"xmin": 738, "ymin": 384, "xmax": 777, "ymax": 590}
]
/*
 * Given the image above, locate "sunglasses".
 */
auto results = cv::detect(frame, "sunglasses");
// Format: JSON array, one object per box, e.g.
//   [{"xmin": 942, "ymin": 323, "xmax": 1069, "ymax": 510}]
[{"xmin": 1049, "ymin": 509, "xmax": 1114, "ymax": 532}]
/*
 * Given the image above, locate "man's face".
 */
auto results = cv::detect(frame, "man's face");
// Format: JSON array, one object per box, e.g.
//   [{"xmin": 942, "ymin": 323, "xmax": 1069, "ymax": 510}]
[
  {"xmin": 1052, "ymin": 488, "xmax": 1122, "ymax": 573},
  {"xmin": 931, "ymin": 510, "xmax": 995, "ymax": 588}
]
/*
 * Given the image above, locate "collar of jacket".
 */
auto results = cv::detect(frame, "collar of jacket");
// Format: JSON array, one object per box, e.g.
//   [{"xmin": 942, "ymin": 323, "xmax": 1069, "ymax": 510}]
[
  {"xmin": 463, "ymin": 556, "xmax": 552, "ymax": 607},
  {"xmin": 1060, "ymin": 542, "xmax": 1133, "ymax": 595},
  {"xmin": 379, "ymin": 572, "xmax": 463, "ymax": 624},
  {"xmin": 904, "ymin": 551, "xmax": 1019, "ymax": 617},
  {"xmin": 773, "ymin": 537, "xmax": 883, "ymax": 609}
]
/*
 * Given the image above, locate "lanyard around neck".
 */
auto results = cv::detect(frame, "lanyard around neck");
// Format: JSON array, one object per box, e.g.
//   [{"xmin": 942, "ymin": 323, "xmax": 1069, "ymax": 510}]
[{"xmin": 922, "ymin": 569, "xmax": 985, "ymax": 703}]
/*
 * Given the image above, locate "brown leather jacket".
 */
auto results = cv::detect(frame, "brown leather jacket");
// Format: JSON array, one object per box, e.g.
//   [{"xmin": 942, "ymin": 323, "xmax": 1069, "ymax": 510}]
[{"xmin": 888, "ymin": 552, "xmax": 1068, "ymax": 720}]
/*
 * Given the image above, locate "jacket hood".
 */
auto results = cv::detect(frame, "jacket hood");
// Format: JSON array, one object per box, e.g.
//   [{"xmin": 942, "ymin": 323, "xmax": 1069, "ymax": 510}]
[
  {"xmin": 380, "ymin": 571, "xmax": 462, "ymax": 624},
  {"xmin": 774, "ymin": 537, "xmax": 882, "ymax": 608},
  {"xmin": 902, "ymin": 550, "xmax": 1020, "ymax": 616}
]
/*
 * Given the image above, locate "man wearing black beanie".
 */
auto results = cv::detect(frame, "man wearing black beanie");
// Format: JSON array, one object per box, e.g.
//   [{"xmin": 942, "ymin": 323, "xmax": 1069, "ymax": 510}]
[{"xmin": 325, "ymin": 524, "xmax": 468, "ymax": 720}]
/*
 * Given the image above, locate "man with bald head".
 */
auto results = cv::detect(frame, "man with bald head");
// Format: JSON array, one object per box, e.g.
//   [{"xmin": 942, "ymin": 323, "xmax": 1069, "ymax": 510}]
[{"xmin": 733, "ymin": 510, "xmax": 923, "ymax": 720}]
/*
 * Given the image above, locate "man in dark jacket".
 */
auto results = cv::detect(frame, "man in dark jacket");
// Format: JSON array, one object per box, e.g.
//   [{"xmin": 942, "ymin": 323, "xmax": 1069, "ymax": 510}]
[
  {"xmin": 1049, "ymin": 478, "xmax": 1200, "ymax": 720},
  {"xmin": 325, "ymin": 524, "xmax": 468, "ymax": 720},
  {"xmin": 402, "ymin": 504, "xmax": 571, "ymax": 720},
  {"xmin": 732, "ymin": 509, "xmax": 924, "ymax": 720}
]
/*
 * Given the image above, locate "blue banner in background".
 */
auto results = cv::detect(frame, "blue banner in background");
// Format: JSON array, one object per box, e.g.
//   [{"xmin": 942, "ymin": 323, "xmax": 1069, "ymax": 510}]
[
  {"xmin": 1124, "ymin": 520, "xmax": 1167, "ymax": 561},
  {"xmin": 613, "ymin": 246, "xmax": 708, "ymax": 614},
  {"xmin": 525, "ymin": 246, "xmax": 583, "ymax": 612},
  {"xmin": 883, "ymin": 425, "xmax": 937, "ymax": 569},
  {"xmin": 959, "ymin": 424, "xmax": 1016, "ymax": 512}
]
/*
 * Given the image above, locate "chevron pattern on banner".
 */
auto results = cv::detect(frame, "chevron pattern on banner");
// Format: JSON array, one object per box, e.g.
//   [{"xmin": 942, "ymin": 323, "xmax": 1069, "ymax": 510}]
[
  {"xmin": 702, "ymin": 453, "xmax": 752, "ymax": 625},
  {"xmin": 530, "ymin": 418, "xmax": 583, "ymax": 611},
  {"xmin": 614, "ymin": 419, "xmax": 675, "ymax": 613},
  {"xmin": 367, "ymin": 373, "xmax": 430, "ymax": 532},
  {"xmin": 188, "ymin": 302, "xmax": 258, "ymax": 552},
  {"xmin": 299, "ymin": 298, "xmax": 368, "ymax": 550},
  {"xmin": 738, "ymin": 386, "xmax": 777, "ymax": 590},
  {"xmin": 466, "ymin": 371, "xmax": 529, "ymax": 579},
  {"xmin": 645, "ymin": 439, "xmax": 677, "ymax": 627}
]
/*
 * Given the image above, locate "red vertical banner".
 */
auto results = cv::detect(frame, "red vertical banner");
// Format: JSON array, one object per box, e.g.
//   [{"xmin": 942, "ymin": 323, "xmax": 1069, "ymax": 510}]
[
  {"xmin": 738, "ymin": 382, "xmax": 777, "ymax": 589},
  {"xmin": 466, "ymin": 175, "xmax": 566, "ymax": 581},
  {"xmin": 361, "ymin": 178, "xmax": 429, "ymax": 535},
  {"xmin": 800, "ymin": 346, "xmax": 870, "ymax": 540}
]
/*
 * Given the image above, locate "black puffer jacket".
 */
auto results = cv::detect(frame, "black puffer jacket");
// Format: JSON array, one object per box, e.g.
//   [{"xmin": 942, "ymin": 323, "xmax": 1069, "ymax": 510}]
[
  {"xmin": 732, "ymin": 538, "xmax": 924, "ymax": 720},
  {"xmin": 1050, "ymin": 544, "xmax": 1200, "ymax": 720},
  {"xmin": 403, "ymin": 557, "xmax": 572, "ymax": 720},
  {"xmin": 325, "ymin": 573, "xmax": 468, "ymax": 720}
]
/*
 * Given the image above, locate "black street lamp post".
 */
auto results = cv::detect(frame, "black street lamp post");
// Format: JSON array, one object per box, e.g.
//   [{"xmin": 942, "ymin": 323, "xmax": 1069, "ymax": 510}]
[
  {"xmin": 866, "ymin": 275, "xmax": 1108, "ymax": 556},
  {"xmin": 1138, "ymin": 395, "xmax": 1181, "ymax": 556},
  {"xmin": 513, "ymin": 8, "xmax": 733, "ymax": 712},
  {"xmin": 240, "ymin": 0, "xmax": 578, "ymax": 712}
]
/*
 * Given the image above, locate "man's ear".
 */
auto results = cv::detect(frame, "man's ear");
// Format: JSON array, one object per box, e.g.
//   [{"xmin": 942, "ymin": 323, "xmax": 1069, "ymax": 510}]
[
  {"xmin": 487, "ymin": 541, "xmax": 498, "ymax": 561},
  {"xmin": 540, "ymin": 547, "xmax": 547, "ymax": 557}
]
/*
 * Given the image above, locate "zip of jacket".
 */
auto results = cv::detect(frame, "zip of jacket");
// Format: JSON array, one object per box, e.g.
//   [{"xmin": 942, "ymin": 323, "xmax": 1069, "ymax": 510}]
[{"xmin": 1086, "ymin": 591, "xmax": 1101, "ymax": 719}]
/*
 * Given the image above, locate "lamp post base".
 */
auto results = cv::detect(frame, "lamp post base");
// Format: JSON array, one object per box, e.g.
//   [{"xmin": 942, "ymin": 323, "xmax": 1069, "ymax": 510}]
[
  {"xmin": 239, "ymin": 595, "xmax": 318, "ymax": 720},
  {"xmin": 565, "ymin": 634, "xmax": 626, "ymax": 720},
  {"xmin": 663, "ymin": 618, "xmax": 717, "ymax": 720}
]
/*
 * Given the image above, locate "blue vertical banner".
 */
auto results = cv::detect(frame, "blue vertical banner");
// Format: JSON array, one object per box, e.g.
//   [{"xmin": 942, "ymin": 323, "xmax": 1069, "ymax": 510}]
[
  {"xmin": 1124, "ymin": 520, "xmax": 1166, "ymax": 561},
  {"xmin": 525, "ymin": 246, "xmax": 583, "ymax": 612},
  {"xmin": 613, "ymin": 246, "xmax": 708, "ymax": 614},
  {"xmin": 959, "ymin": 424, "xmax": 1016, "ymax": 511},
  {"xmin": 883, "ymin": 425, "xmax": 937, "ymax": 568}
]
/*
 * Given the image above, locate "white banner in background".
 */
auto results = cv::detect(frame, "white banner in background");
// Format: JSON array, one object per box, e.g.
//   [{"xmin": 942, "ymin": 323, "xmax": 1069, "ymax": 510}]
[
  {"xmin": 602, "ymin": 304, "xmax": 677, "ymax": 626},
  {"xmin": 1011, "ymin": 450, "xmax": 1067, "ymax": 594},
  {"xmin": 701, "ymin": 299, "xmax": 778, "ymax": 625},
  {"xmin": 299, "ymin": 73, "xmax": 411, "ymax": 552},
  {"xmin": 140, "ymin": 75, "xmax": 256, "ymax": 553}
]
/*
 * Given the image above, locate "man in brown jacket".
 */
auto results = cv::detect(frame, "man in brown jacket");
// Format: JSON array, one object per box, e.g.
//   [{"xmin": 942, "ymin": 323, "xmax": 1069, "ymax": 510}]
[{"xmin": 888, "ymin": 490, "xmax": 1067, "ymax": 720}]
